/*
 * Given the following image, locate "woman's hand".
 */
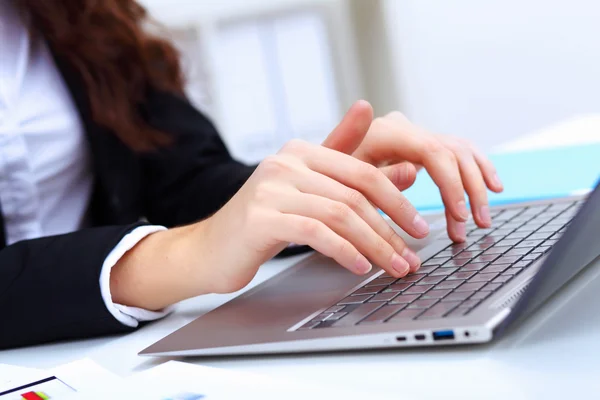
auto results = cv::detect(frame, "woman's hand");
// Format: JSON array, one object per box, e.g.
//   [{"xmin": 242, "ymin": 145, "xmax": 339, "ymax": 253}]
[
  {"xmin": 338, "ymin": 112, "xmax": 504, "ymax": 243},
  {"xmin": 110, "ymin": 101, "xmax": 503, "ymax": 310}
]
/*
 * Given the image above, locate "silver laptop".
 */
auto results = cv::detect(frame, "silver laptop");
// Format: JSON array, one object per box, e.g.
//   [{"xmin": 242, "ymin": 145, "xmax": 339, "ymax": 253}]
[{"xmin": 141, "ymin": 181, "xmax": 600, "ymax": 357}]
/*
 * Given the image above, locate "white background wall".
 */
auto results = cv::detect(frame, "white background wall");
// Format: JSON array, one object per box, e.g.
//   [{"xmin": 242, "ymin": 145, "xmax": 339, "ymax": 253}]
[
  {"xmin": 383, "ymin": 0, "xmax": 600, "ymax": 149},
  {"xmin": 140, "ymin": 0, "xmax": 600, "ymax": 152}
]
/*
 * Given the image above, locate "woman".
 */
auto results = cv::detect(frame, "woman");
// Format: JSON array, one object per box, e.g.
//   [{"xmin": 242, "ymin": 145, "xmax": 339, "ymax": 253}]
[{"xmin": 0, "ymin": 0, "xmax": 502, "ymax": 349}]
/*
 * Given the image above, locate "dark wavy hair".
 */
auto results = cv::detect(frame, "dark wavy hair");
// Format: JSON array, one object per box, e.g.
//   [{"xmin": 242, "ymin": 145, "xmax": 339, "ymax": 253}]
[{"xmin": 19, "ymin": 0, "xmax": 185, "ymax": 151}]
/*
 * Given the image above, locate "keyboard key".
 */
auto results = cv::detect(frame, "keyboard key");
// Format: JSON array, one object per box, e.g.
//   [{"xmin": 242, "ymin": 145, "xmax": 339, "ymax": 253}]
[
  {"xmin": 338, "ymin": 294, "xmax": 373, "ymax": 304},
  {"xmin": 418, "ymin": 275, "xmax": 445, "ymax": 285},
  {"xmin": 325, "ymin": 312, "xmax": 348, "ymax": 321},
  {"xmin": 503, "ymin": 267, "xmax": 524, "ymax": 276},
  {"xmin": 447, "ymin": 271, "xmax": 477, "ymax": 280},
  {"xmin": 299, "ymin": 321, "xmax": 321, "ymax": 330},
  {"xmin": 446, "ymin": 307, "xmax": 471, "ymax": 318},
  {"xmin": 407, "ymin": 299, "xmax": 439, "ymax": 309},
  {"xmin": 352, "ymin": 285, "xmax": 387, "ymax": 296},
  {"xmin": 365, "ymin": 277, "xmax": 396, "ymax": 287},
  {"xmin": 416, "ymin": 265, "xmax": 439, "ymax": 274},
  {"xmin": 359, "ymin": 304, "xmax": 406, "ymax": 324},
  {"xmin": 461, "ymin": 299, "xmax": 481, "ymax": 309},
  {"xmin": 385, "ymin": 282, "xmax": 413, "ymax": 292},
  {"xmin": 399, "ymin": 274, "xmax": 426, "ymax": 283},
  {"xmin": 404, "ymin": 285, "xmax": 434, "ymax": 294},
  {"xmin": 417, "ymin": 301, "xmax": 462, "ymax": 319},
  {"xmin": 314, "ymin": 312, "xmax": 333, "ymax": 321},
  {"xmin": 436, "ymin": 280, "xmax": 464, "ymax": 290},
  {"xmin": 368, "ymin": 292, "xmax": 399, "ymax": 302},
  {"xmin": 435, "ymin": 250, "xmax": 457, "ymax": 258},
  {"xmin": 456, "ymin": 282, "xmax": 486, "ymax": 292},
  {"xmin": 538, "ymin": 245, "xmax": 552, "ymax": 253},
  {"xmin": 522, "ymin": 253, "xmax": 542, "ymax": 261},
  {"xmin": 454, "ymin": 250, "xmax": 482, "ymax": 260},
  {"xmin": 505, "ymin": 232, "xmax": 530, "ymax": 240},
  {"xmin": 324, "ymin": 305, "xmax": 345, "ymax": 313},
  {"xmin": 472, "ymin": 254, "xmax": 500, "ymax": 263},
  {"xmin": 421, "ymin": 289, "xmax": 452, "ymax": 299},
  {"xmin": 442, "ymin": 259, "xmax": 470, "ymax": 268},
  {"xmin": 461, "ymin": 262, "xmax": 489, "ymax": 272},
  {"xmin": 470, "ymin": 291, "xmax": 492, "ymax": 300},
  {"xmin": 517, "ymin": 239, "xmax": 544, "ymax": 248},
  {"xmin": 493, "ymin": 255, "xmax": 522, "ymax": 265},
  {"xmin": 482, "ymin": 282, "xmax": 503, "ymax": 292},
  {"xmin": 447, "ymin": 242, "xmax": 469, "ymax": 252},
  {"xmin": 443, "ymin": 291, "xmax": 473, "ymax": 302},
  {"xmin": 497, "ymin": 238, "xmax": 522, "ymax": 247},
  {"xmin": 332, "ymin": 303, "xmax": 383, "ymax": 327},
  {"xmin": 483, "ymin": 246, "xmax": 510, "ymax": 255},
  {"xmin": 492, "ymin": 275, "xmax": 512, "ymax": 284},
  {"xmin": 481, "ymin": 264, "xmax": 510, "ymax": 274},
  {"xmin": 390, "ymin": 294, "xmax": 420, "ymax": 304},
  {"xmin": 544, "ymin": 238, "xmax": 559, "ymax": 245},
  {"xmin": 527, "ymin": 232, "xmax": 553, "ymax": 240},
  {"xmin": 504, "ymin": 248, "xmax": 531, "ymax": 257},
  {"xmin": 512, "ymin": 260, "xmax": 534, "ymax": 268},
  {"xmin": 430, "ymin": 267, "xmax": 458, "ymax": 276},
  {"xmin": 468, "ymin": 272, "xmax": 499, "ymax": 283},
  {"xmin": 423, "ymin": 257, "xmax": 450, "ymax": 266},
  {"xmin": 387, "ymin": 308, "xmax": 424, "ymax": 322}
]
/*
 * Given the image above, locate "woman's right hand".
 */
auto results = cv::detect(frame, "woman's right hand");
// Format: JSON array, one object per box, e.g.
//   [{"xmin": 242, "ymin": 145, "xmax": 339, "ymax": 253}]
[
  {"xmin": 110, "ymin": 101, "xmax": 430, "ymax": 310},
  {"xmin": 192, "ymin": 101, "xmax": 430, "ymax": 294}
]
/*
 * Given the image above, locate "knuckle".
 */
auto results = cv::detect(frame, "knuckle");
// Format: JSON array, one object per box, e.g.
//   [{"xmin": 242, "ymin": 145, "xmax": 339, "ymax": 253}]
[
  {"xmin": 344, "ymin": 188, "xmax": 365, "ymax": 211},
  {"xmin": 334, "ymin": 239, "xmax": 351, "ymax": 259},
  {"xmin": 328, "ymin": 201, "xmax": 352, "ymax": 223},
  {"xmin": 299, "ymin": 218, "xmax": 321, "ymax": 237},
  {"xmin": 359, "ymin": 163, "xmax": 382, "ymax": 183},
  {"xmin": 280, "ymin": 138, "xmax": 307, "ymax": 154},
  {"xmin": 385, "ymin": 226, "xmax": 405, "ymax": 249},
  {"xmin": 258, "ymin": 155, "xmax": 292, "ymax": 177}
]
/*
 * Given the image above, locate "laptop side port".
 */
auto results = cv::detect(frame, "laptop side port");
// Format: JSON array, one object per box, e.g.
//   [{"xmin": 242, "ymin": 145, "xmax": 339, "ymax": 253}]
[{"xmin": 432, "ymin": 330, "xmax": 455, "ymax": 341}]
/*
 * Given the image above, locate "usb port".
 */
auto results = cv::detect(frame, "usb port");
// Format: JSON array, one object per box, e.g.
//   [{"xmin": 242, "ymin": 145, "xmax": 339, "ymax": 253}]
[{"xmin": 432, "ymin": 330, "xmax": 455, "ymax": 341}]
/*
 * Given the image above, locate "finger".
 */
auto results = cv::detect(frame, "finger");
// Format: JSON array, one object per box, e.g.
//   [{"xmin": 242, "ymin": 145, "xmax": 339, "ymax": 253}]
[
  {"xmin": 469, "ymin": 144, "xmax": 504, "ymax": 193},
  {"xmin": 285, "ymin": 141, "xmax": 430, "ymax": 239},
  {"xmin": 352, "ymin": 123, "xmax": 470, "ymax": 223},
  {"xmin": 446, "ymin": 208, "xmax": 467, "ymax": 243},
  {"xmin": 379, "ymin": 162, "xmax": 418, "ymax": 192},
  {"xmin": 276, "ymin": 213, "xmax": 372, "ymax": 275},
  {"xmin": 456, "ymin": 152, "xmax": 492, "ymax": 228},
  {"xmin": 291, "ymin": 168, "xmax": 421, "ymax": 271},
  {"xmin": 278, "ymin": 190, "xmax": 414, "ymax": 277},
  {"xmin": 321, "ymin": 100, "xmax": 374, "ymax": 155}
]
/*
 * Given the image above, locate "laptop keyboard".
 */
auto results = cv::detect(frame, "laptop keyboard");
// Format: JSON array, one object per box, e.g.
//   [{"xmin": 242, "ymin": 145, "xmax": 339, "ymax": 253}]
[{"xmin": 299, "ymin": 200, "xmax": 583, "ymax": 330}]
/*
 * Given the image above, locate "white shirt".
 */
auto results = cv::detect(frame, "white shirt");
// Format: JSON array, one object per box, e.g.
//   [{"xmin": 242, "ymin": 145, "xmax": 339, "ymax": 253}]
[{"xmin": 0, "ymin": 1, "xmax": 168, "ymax": 327}]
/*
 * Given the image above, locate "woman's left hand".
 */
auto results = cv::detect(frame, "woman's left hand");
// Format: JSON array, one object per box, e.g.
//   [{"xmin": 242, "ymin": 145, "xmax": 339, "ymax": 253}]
[{"xmin": 323, "ymin": 110, "xmax": 504, "ymax": 243}]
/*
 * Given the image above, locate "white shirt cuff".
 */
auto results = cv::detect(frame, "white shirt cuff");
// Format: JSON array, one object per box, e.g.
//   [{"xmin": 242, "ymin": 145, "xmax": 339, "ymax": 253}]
[{"xmin": 99, "ymin": 225, "xmax": 174, "ymax": 327}]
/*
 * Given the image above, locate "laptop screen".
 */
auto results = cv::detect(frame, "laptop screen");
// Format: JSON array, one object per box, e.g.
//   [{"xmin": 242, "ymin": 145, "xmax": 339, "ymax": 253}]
[{"xmin": 498, "ymin": 178, "xmax": 600, "ymax": 333}]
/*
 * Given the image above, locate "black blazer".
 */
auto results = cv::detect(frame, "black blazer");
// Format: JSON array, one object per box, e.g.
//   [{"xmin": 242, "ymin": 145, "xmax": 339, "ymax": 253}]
[{"xmin": 0, "ymin": 49, "xmax": 257, "ymax": 349}]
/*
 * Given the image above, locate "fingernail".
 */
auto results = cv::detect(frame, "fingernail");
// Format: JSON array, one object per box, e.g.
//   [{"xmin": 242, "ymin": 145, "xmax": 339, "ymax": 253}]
[
  {"xmin": 355, "ymin": 254, "xmax": 372, "ymax": 274},
  {"xmin": 412, "ymin": 214, "xmax": 430, "ymax": 236},
  {"xmin": 457, "ymin": 201, "xmax": 469, "ymax": 221},
  {"xmin": 391, "ymin": 253, "xmax": 410, "ymax": 276},
  {"xmin": 479, "ymin": 205, "xmax": 491, "ymax": 226},
  {"xmin": 493, "ymin": 173, "xmax": 503, "ymax": 189},
  {"xmin": 455, "ymin": 222, "xmax": 467, "ymax": 241},
  {"xmin": 402, "ymin": 248, "xmax": 421, "ymax": 271}
]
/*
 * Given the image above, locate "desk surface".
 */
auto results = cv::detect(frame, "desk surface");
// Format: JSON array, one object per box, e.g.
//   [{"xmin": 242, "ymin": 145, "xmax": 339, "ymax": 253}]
[{"xmin": 2, "ymin": 116, "xmax": 600, "ymax": 399}]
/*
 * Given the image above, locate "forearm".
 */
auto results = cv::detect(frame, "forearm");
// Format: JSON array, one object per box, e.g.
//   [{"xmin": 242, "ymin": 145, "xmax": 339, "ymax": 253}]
[{"xmin": 109, "ymin": 222, "xmax": 214, "ymax": 310}]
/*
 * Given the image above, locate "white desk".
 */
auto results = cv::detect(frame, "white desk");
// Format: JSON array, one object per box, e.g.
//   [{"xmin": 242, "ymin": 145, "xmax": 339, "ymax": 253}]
[{"xmin": 2, "ymin": 117, "xmax": 600, "ymax": 399}]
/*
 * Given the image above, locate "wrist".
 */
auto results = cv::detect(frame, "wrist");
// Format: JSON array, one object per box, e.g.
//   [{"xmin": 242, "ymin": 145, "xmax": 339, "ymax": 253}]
[{"xmin": 109, "ymin": 223, "xmax": 213, "ymax": 310}]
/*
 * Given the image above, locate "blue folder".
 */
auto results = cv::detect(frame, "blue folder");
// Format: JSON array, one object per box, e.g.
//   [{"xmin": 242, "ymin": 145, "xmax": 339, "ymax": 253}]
[{"xmin": 400, "ymin": 144, "xmax": 600, "ymax": 214}]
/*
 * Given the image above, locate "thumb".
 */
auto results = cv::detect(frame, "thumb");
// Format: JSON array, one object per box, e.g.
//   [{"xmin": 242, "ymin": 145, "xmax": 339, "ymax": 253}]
[{"xmin": 322, "ymin": 100, "xmax": 374, "ymax": 155}]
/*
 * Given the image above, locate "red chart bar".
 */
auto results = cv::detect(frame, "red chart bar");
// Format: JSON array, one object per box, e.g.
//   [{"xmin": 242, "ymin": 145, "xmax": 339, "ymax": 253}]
[{"xmin": 21, "ymin": 392, "xmax": 45, "ymax": 400}]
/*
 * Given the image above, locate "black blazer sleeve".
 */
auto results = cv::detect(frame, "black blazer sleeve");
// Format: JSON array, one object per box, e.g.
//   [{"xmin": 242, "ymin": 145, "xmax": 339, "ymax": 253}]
[
  {"xmin": 139, "ymin": 90, "xmax": 257, "ymax": 226},
  {"xmin": 0, "ymin": 224, "xmax": 146, "ymax": 350}
]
